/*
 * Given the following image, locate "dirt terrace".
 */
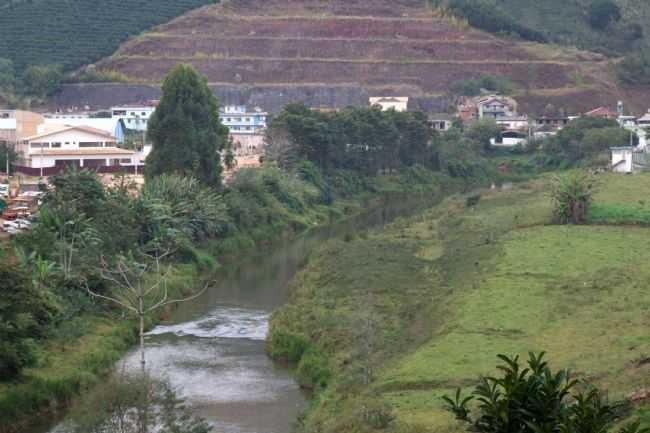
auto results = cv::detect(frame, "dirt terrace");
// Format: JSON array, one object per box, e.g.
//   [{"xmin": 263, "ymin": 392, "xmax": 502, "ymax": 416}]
[
  {"xmin": 157, "ymin": 16, "xmax": 487, "ymax": 40},
  {"xmin": 118, "ymin": 37, "xmax": 531, "ymax": 62},
  {"xmin": 109, "ymin": 57, "xmax": 573, "ymax": 91},
  {"xmin": 93, "ymin": 0, "xmax": 629, "ymax": 114}
]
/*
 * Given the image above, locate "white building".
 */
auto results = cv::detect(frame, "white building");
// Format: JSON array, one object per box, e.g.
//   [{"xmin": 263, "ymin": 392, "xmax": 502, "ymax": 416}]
[
  {"xmin": 220, "ymin": 105, "xmax": 268, "ymax": 134},
  {"xmin": 111, "ymin": 105, "xmax": 156, "ymax": 131},
  {"xmin": 496, "ymin": 115, "xmax": 529, "ymax": 130},
  {"xmin": 491, "ymin": 131, "xmax": 527, "ymax": 147},
  {"xmin": 22, "ymin": 126, "xmax": 135, "ymax": 170},
  {"xmin": 611, "ymin": 147, "xmax": 647, "ymax": 174},
  {"xmin": 369, "ymin": 97, "xmax": 409, "ymax": 112}
]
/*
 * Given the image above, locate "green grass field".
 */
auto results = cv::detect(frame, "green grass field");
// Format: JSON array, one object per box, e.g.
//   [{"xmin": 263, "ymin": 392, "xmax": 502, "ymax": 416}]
[{"xmin": 269, "ymin": 172, "xmax": 650, "ymax": 433}]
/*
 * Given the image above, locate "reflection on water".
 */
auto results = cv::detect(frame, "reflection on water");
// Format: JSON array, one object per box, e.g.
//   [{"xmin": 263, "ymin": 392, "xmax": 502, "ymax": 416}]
[{"xmin": 41, "ymin": 192, "xmax": 439, "ymax": 433}]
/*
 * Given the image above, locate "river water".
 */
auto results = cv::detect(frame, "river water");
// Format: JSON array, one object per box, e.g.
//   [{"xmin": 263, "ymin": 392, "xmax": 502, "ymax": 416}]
[{"xmin": 45, "ymin": 193, "xmax": 436, "ymax": 433}]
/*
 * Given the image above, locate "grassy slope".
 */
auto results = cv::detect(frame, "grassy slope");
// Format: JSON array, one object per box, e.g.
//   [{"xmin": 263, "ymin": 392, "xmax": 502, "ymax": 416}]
[{"xmin": 270, "ymin": 172, "xmax": 650, "ymax": 433}]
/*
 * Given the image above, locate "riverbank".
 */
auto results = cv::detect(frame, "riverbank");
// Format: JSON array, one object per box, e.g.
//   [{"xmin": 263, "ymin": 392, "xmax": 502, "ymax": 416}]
[
  {"xmin": 0, "ymin": 168, "xmax": 450, "ymax": 433},
  {"xmin": 268, "ymin": 172, "xmax": 650, "ymax": 433}
]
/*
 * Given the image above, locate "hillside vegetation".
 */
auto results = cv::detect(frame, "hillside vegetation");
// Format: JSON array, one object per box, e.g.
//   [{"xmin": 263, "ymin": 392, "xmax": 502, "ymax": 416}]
[
  {"xmin": 434, "ymin": 0, "xmax": 650, "ymax": 56},
  {"xmin": 0, "ymin": 0, "xmax": 216, "ymax": 73},
  {"xmin": 269, "ymin": 172, "xmax": 650, "ymax": 433}
]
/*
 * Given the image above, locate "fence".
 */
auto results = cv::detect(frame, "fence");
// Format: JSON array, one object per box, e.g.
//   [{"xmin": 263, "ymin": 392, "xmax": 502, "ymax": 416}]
[{"xmin": 14, "ymin": 164, "xmax": 146, "ymax": 177}]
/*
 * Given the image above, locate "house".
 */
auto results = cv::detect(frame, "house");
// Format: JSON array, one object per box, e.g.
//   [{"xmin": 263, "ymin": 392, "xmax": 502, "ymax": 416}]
[
  {"xmin": 21, "ymin": 125, "xmax": 135, "ymax": 170},
  {"xmin": 585, "ymin": 107, "xmax": 618, "ymax": 119},
  {"xmin": 0, "ymin": 110, "xmax": 45, "ymax": 146},
  {"xmin": 611, "ymin": 147, "xmax": 647, "ymax": 173},
  {"xmin": 42, "ymin": 118, "xmax": 127, "ymax": 144},
  {"xmin": 476, "ymin": 96, "xmax": 517, "ymax": 119},
  {"xmin": 220, "ymin": 105, "xmax": 268, "ymax": 134},
  {"xmin": 111, "ymin": 104, "xmax": 157, "ymax": 131},
  {"xmin": 491, "ymin": 130, "xmax": 527, "ymax": 147},
  {"xmin": 535, "ymin": 116, "xmax": 570, "ymax": 130},
  {"xmin": 496, "ymin": 115, "xmax": 529, "ymax": 131},
  {"xmin": 369, "ymin": 97, "xmax": 409, "ymax": 112},
  {"xmin": 637, "ymin": 111, "xmax": 650, "ymax": 127},
  {"xmin": 428, "ymin": 114, "xmax": 455, "ymax": 131}
]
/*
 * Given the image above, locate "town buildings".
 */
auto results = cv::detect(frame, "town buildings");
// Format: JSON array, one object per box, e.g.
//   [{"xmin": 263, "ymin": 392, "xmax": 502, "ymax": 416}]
[{"xmin": 0, "ymin": 110, "xmax": 45, "ymax": 145}]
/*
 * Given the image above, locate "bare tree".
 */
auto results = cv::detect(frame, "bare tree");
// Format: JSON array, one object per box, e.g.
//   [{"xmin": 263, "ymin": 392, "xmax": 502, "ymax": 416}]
[
  {"xmin": 264, "ymin": 127, "xmax": 298, "ymax": 170},
  {"xmin": 85, "ymin": 251, "xmax": 210, "ymax": 374}
]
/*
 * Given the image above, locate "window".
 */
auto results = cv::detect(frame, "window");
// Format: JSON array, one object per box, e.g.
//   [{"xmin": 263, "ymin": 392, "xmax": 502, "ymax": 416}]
[
  {"xmin": 79, "ymin": 142, "xmax": 101, "ymax": 147},
  {"xmin": 226, "ymin": 118, "xmax": 231, "ymax": 122},
  {"xmin": 130, "ymin": 112, "xmax": 136, "ymax": 116},
  {"xmin": 51, "ymin": 142, "xmax": 62, "ymax": 148},
  {"xmin": 120, "ymin": 158, "xmax": 132, "ymax": 164},
  {"xmin": 141, "ymin": 112, "xmax": 146, "ymax": 116},
  {"xmin": 65, "ymin": 142, "xmax": 70, "ymax": 145},
  {"xmin": 113, "ymin": 110, "xmax": 127, "ymax": 116},
  {"xmin": 245, "ymin": 126, "xmax": 251, "ymax": 130},
  {"xmin": 127, "ymin": 119, "xmax": 132, "ymax": 123},
  {"xmin": 30, "ymin": 143, "xmax": 47, "ymax": 149}
]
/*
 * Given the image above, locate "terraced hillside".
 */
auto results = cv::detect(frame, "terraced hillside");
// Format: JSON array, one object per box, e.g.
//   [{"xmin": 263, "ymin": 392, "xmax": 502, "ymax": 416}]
[{"xmin": 67, "ymin": 0, "xmax": 643, "ymax": 114}]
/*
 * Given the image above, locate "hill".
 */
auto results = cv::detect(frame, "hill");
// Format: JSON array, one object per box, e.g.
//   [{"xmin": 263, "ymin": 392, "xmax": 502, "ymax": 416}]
[
  {"xmin": 47, "ymin": 0, "xmax": 647, "ymax": 115},
  {"xmin": 269, "ymin": 172, "xmax": 650, "ymax": 432},
  {"xmin": 0, "ymin": 0, "xmax": 216, "ymax": 73}
]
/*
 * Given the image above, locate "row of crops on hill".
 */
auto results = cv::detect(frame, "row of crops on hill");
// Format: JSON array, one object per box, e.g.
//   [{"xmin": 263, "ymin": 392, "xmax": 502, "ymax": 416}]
[{"xmin": 0, "ymin": 0, "xmax": 217, "ymax": 74}]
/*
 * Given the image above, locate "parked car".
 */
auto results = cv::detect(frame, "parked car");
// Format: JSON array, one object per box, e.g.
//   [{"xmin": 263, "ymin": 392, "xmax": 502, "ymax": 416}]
[
  {"xmin": 2, "ymin": 211, "xmax": 17, "ymax": 220},
  {"xmin": 15, "ymin": 219, "xmax": 31, "ymax": 229},
  {"xmin": 2, "ymin": 221, "xmax": 19, "ymax": 231}
]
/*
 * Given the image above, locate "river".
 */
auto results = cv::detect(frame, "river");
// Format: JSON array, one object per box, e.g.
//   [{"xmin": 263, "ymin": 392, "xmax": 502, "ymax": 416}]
[{"xmin": 45, "ymin": 192, "xmax": 436, "ymax": 433}]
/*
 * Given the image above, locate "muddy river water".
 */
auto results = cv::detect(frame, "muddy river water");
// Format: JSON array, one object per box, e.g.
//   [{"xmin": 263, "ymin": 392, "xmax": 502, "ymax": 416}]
[{"xmin": 45, "ymin": 193, "xmax": 436, "ymax": 433}]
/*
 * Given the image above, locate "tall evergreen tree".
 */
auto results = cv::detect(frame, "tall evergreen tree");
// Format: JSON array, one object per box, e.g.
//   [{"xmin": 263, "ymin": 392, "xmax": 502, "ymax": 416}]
[{"xmin": 146, "ymin": 64, "xmax": 229, "ymax": 187}]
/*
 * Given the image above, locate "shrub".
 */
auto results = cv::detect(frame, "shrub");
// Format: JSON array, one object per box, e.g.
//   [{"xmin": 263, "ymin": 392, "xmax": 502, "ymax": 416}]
[
  {"xmin": 550, "ymin": 171, "xmax": 596, "ymax": 224},
  {"xmin": 588, "ymin": 0, "xmax": 622, "ymax": 29},
  {"xmin": 267, "ymin": 330, "xmax": 310, "ymax": 363},
  {"xmin": 443, "ymin": 352, "xmax": 646, "ymax": 433},
  {"xmin": 296, "ymin": 347, "xmax": 331, "ymax": 389}
]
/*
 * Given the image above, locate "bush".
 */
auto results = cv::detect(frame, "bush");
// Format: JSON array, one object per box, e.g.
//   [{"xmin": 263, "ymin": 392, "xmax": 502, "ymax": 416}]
[
  {"xmin": 588, "ymin": 0, "xmax": 621, "ymax": 29},
  {"xmin": 446, "ymin": 0, "xmax": 547, "ymax": 42},
  {"xmin": 443, "ymin": 352, "xmax": 645, "ymax": 433},
  {"xmin": 618, "ymin": 48, "xmax": 650, "ymax": 85},
  {"xmin": 550, "ymin": 171, "xmax": 596, "ymax": 224},
  {"xmin": 296, "ymin": 347, "xmax": 331, "ymax": 390},
  {"xmin": 267, "ymin": 330, "xmax": 310, "ymax": 363},
  {"xmin": 451, "ymin": 74, "xmax": 515, "ymax": 96}
]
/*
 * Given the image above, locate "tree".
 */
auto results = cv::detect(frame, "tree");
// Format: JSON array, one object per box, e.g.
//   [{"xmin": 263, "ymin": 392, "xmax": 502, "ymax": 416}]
[
  {"xmin": 466, "ymin": 117, "xmax": 501, "ymax": 153},
  {"xmin": 86, "ymin": 253, "xmax": 209, "ymax": 374},
  {"xmin": 443, "ymin": 352, "xmax": 648, "ymax": 433},
  {"xmin": 146, "ymin": 64, "xmax": 230, "ymax": 187},
  {"xmin": 0, "ymin": 258, "xmax": 57, "ymax": 380},
  {"xmin": 588, "ymin": 0, "xmax": 622, "ymax": 29},
  {"xmin": 0, "ymin": 58, "xmax": 15, "ymax": 93},
  {"xmin": 550, "ymin": 171, "xmax": 596, "ymax": 224},
  {"xmin": 22, "ymin": 64, "xmax": 63, "ymax": 98},
  {"xmin": 264, "ymin": 126, "xmax": 299, "ymax": 170}
]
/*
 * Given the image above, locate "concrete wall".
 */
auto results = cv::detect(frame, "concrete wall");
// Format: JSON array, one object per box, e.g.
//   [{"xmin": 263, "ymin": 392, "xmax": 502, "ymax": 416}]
[{"xmin": 47, "ymin": 83, "xmax": 452, "ymax": 114}]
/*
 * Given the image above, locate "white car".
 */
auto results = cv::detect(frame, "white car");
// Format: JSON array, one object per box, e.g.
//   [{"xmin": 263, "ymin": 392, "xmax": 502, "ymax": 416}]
[
  {"xmin": 5, "ymin": 226, "xmax": 19, "ymax": 235},
  {"xmin": 15, "ymin": 219, "xmax": 31, "ymax": 229},
  {"xmin": 2, "ymin": 221, "xmax": 19, "ymax": 231}
]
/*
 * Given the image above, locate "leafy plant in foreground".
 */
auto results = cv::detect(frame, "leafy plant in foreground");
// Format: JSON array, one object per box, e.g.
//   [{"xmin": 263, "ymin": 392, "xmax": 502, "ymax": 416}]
[{"xmin": 443, "ymin": 352, "xmax": 648, "ymax": 433}]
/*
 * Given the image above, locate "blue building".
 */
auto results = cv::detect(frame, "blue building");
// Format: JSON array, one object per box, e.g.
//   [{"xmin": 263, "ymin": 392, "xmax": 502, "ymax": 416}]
[{"xmin": 220, "ymin": 106, "xmax": 267, "ymax": 134}]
